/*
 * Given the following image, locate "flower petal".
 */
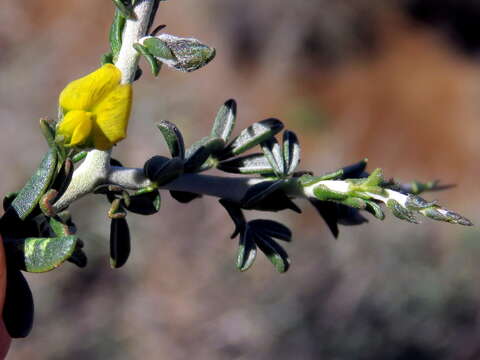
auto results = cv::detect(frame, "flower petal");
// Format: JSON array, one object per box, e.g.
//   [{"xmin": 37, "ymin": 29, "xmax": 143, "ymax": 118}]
[
  {"xmin": 91, "ymin": 121, "xmax": 113, "ymax": 150},
  {"xmin": 59, "ymin": 64, "xmax": 122, "ymax": 112},
  {"xmin": 57, "ymin": 110, "xmax": 93, "ymax": 147},
  {"xmin": 94, "ymin": 84, "xmax": 132, "ymax": 145}
]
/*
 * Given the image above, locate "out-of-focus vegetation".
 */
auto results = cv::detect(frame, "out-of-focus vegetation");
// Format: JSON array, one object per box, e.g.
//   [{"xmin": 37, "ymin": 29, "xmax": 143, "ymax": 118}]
[{"xmin": 1, "ymin": 0, "xmax": 479, "ymax": 359}]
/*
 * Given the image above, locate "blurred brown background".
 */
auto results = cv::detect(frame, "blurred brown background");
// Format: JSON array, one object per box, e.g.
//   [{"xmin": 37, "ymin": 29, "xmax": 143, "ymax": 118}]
[{"xmin": 1, "ymin": 0, "xmax": 480, "ymax": 359}]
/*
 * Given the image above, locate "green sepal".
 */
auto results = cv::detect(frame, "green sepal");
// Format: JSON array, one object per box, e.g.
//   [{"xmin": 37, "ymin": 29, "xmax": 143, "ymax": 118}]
[
  {"xmin": 387, "ymin": 199, "xmax": 418, "ymax": 224},
  {"xmin": 261, "ymin": 137, "xmax": 285, "ymax": 177},
  {"xmin": 22, "ymin": 235, "xmax": 78, "ymax": 273},
  {"xmin": 219, "ymin": 118, "xmax": 284, "ymax": 160},
  {"xmin": 11, "ymin": 149, "xmax": 57, "ymax": 220},
  {"xmin": 282, "ymin": 130, "xmax": 300, "ymax": 176},
  {"xmin": 72, "ymin": 151, "xmax": 88, "ymax": 163},
  {"xmin": 217, "ymin": 153, "xmax": 273, "ymax": 175},
  {"xmin": 157, "ymin": 121, "xmax": 186, "ymax": 159},
  {"xmin": 236, "ymin": 226, "xmax": 257, "ymax": 272},
  {"xmin": 101, "ymin": 52, "xmax": 114, "ymax": 65},
  {"xmin": 110, "ymin": 217, "xmax": 131, "ymax": 268},
  {"xmin": 133, "ymin": 43, "xmax": 161, "ymax": 76},
  {"xmin": 211, "ymin": 99, "xmax": 237, "ymax": 143}
]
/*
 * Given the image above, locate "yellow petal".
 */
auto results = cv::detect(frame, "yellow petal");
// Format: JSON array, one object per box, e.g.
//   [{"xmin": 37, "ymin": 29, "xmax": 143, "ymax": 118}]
[
  {"xmin": 59, "ymin": 64, "xmax": 122, "ymax": 112},
  {"xmin": 91, "ymin": 121, "xmax": 114, "ymax": 150},
  {"xmin": 93, "ymin": 84, "xmax": 132, "ymax": 145},
  {"xmin": 57, "ymin": 110, "xmax": 94, "ymax": 147}
]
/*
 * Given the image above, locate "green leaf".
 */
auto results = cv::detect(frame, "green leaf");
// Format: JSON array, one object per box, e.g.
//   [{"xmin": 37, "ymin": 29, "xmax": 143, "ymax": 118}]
[
  {"xmin": 219, "ymin": 199, "xmax": 246, "ymax": 238},
  {"xmin": 236, "ymin": 226, "xmax": 257, "ymax": 272},
  {"xmin": 341, "ymin": 159, "xmax": 368, "ymax": 179},
  {"xmin": 309, "ymin": 200, "xmax": 340, "ymax": 238},
  {"xmin": 169, "ymin": 191, "xmax": 202, "ymax": 204},
  {"xmin": 255, "ymin": 233, "xmax": 290, "ymax": 273},
  {"xmin": 143, "ymin": 34, "xmax": 216, "ymax": 72},
  {"xmin": 67, "ymin": 247, "xmax": 87, "ymax": 268},
  {"xmin": 3, "ymin": 192, "xmax": 17, "ymax": 211},
  {"xmin": 39, "ymin": 118, "xmax": 56, "ymax": 149},
  {"xmin": 211, "ymin": 99, "xmax": 237, "ymax": 143},
  {"xmin": 241, "ymin": 180, "xmax": 301, "ymax": 213},
  {"xmin": 249, "ymin": 219, "xmax": 292, "ymax": 242},
  {"xmin": 3, "ymin": 266, "xmax": 33, "ymax": 338},
  {"xmin": 363, "ymin": 168, "xmax": 384, "ymax": 188},
  {"xmin": 11, "ymin": 149, "xmax": 57, "ymax": 220},
  {"xmin": 142, "ymin": 37, "xmax": 175, "ymax": 60},
  {"xmin": 315, "ymin": 169, "xmax": 344, "ymax": 181},
  {"xmin": 110, "ymin": 217, "xmax": 131, "ymax": 268},
  {"xmin": 49, "ymin": 216, "xmax": 71, "ymax": 237},
  {"xmin": 133, "ymin": 43, "xmax": 161, "ymax": 76},
  {"xmin": 144, "ymin": 156, "xmax": 184, "ymax": 185},
  {"xmin": 72, "ymin": 151, "xmax": 88, "ymax": 163},
  {"xmin": 365, "ymin": 201, "xmax": 385, "ymax": 220},
  {"xmin": 387, "ymin": 199, "xmax": 419, "ymax": 224},
  {"xmin": 282, "ymin": 130, "xmax": 300, "ymax": 175},
  {"xmin": 405, "ymin": 195, "xmax": 437, "ymax": 210},
  {"xmin": 219, "ymin": 118, "xmax": 284, "ymax": 160},
  {"xmin": 217, "ymin": 153, "xmax": 273, "ymax": 175},
  {"xmin": 184, "ymin": 136, "xmax": 225, "ymax": 172},
  {"xmin": 49, "ymin": 158, "xmax": 74, "ymax": 201},
  {"xmin": 109, "ymin": 8, "xmax": 126, "ymax": 60},
  {"xmin": 126, "ymin": 189, "xmax": 161, "ymax": 215},
  {"xmin": 112, "ymin": 0, "xmax": 134, "ymax": 18},
  {"xmin": 23, "ymin": 235, "xmax": 78, "ymax": 273},
  {"xmin": 261, "ymin": 137, "xmax": 285, "ymax": 177},
  {"xmin": 157, "ymin": 121, "xmax": 185, "ymax": 159}
]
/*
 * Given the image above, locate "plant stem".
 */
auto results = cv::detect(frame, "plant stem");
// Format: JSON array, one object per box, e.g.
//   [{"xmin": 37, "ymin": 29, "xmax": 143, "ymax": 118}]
[{"xmin": 53, "ymin": 0, "xmax": 157, "ymax": 211}]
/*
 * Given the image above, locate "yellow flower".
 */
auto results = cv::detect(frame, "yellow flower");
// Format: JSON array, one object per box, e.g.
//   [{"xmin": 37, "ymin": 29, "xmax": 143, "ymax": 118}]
[{"xmin": 57, "ymin": 64, "xmax": 132, "ymax": 150}]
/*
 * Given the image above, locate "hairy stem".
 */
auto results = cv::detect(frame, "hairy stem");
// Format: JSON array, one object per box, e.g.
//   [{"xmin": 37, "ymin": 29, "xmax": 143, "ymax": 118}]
[
  {"xmin": 53, "ymin": 0, "xmax": 157, "ymax": 211},
  {"xmin": 107, "ymin": 167, "xmax": 261, "ymax": 202},
  {"xmin": 116, "ymin": 0, "xmax": 155, "ymax": 84}
]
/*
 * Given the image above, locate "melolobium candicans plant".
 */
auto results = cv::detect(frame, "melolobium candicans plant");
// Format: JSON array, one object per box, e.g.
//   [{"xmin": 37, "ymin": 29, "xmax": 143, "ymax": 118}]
[{"xmin": 0, "ymin": 0, "xmax": 473, "ymax": 340}]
